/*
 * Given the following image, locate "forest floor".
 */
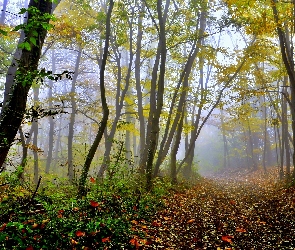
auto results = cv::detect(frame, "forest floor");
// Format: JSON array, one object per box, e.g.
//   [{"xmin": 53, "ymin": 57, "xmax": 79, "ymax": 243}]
[
  {"xmin": 1, "ymin": 167, "xmax": 295, "ymax": 249},
  {"xmin": 132, "ymin": 168, "xmax": 295, "ymax": 249}
]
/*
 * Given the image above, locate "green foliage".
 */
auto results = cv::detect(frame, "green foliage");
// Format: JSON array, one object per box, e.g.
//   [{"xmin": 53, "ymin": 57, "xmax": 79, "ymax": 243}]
[
  {"xmin": 0, "ymin": 167, "xmax": 170, "ymax": 249},
  {"xmin": 14, "ymin": 7, "xmax": 56, "ymax": 51}
]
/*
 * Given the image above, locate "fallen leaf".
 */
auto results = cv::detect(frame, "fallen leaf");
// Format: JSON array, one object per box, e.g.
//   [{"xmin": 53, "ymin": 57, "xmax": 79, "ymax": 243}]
[
  {"xmin": 222, "ymin": 235, "xmax": 234, "ymax": 243},
  {"xmin": 0, "ymin": 223, "xmax": 7, "ymax": 232},
  {"xmin": 236, "ymin": 227, "xmax": 246, "ymax": 232},
  {"xmin": 151, "ymin": 221, "xmax": 161, "ymax": 227},
  {"xmin": 33, "ymin": 235, "xmax": 41, "ymax": 241},
  {"xmin": 130, "ymin": 238, "xmax": 140, "ymax": 248},
  {"xmin": 187, "ymin": 219, "xmax": 195, "ymax": 224},
  {"xmin": 89, "ymin": 177, "xmax": 96, "ymax": 183},
  {"xmin": 229, "ymin": 200, "xmax": 236, "ymax": 205},
  {"xmin": 70, "ymin": 238, "xmax": 78, "ymax": 245},
  {"xmin": 90, "ymin": 200, "xmax": 99, "ymax": 207},
  {"xmin": 102, "ymin": 237, "xmax": 111, "ymax": 242},
  {"xmin": 76, "ymin": 230, "xmax": 85, "ymax": 237}
]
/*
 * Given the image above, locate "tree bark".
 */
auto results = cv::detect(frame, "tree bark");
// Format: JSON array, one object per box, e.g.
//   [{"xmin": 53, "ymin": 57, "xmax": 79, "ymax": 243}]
[
  {"xmin": 78, "ymin": 0, "xmax": 113, "ymax": 197},
  {"xmin": 170, "ymin": 109, "xmax": 184, "ymax": 184},
  {"xmin": 0, "ymin": 0, "xmax": 8, "ymax": 24},
  {"xmin": 45, "ymin": 49, "xmax": 56, "ymax": 174},
  {"xmin": 135, "ymin": 3, "xmax": 145, "ymax": 172},
  {"xmin": 68, "ymin": 47, "xmax": 82, "ymax": 181},
  {"xmin": 0, "ymin": 0, "xmax": 53, "ymax": 171},
  {"xmin": 32, "ymin": 87, "xmax": 39, "ymax": 185},
  {"xmin": 144, "ymin": 0, "xmax": 169, "ymax": 191},
  {"xmin": 271, "ymin": 0, "xmax": 295, "ymax": 181}
]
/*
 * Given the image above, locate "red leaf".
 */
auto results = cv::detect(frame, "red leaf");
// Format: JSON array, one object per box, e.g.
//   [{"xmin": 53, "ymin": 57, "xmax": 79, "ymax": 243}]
[
  {"xmin": 187, "ymin": 219, "xmax": 195, "ymax": 224},
  {"xmin": 222, "ymin": 235, "xmax": 234, "ymax": 243},
  {"xmin": 26, "ymin": 246, "xmax": 34, "ymax": 250},
  {"xmin": 57, "ymin": 209, "xmax": 64, "ymax": 218},
  {"xmin": 236, "ymin": 227, "xmax": 246, "ymax": 232},
  {"xmin": 0, "ymin": 223, "xmax": 6, "ymax": 232},
  {"xmin": 130, "ymin": 238, "xmax": 140, "ymax": 248},
  {"xmin": 70, "ymin": 238, "xmax": 78, "ymax": 245},
  {"xmin": 89, "ymin": 177, "xmax": 96, "ymax": 183},
  {"xmin": 90, "ymin": 200, "xmax": 100, "ymax": 207},
  {"xmin": 151, "ymin": 221, "xmax": 161, "ymax": 227},
  {"xmin": 33, "ymin": 235, "xmax": 41, "ymax": 241},
  {"xmin": 76, "ymin": 230, "xmax": 85, "ymax": 237},
  {"xmin": 102, "ymin": 237, "xmax": 111, "ymax": 242},
  {"xmin": 229, "ymin": 200, "xmax": 236, "ymax": 205}
]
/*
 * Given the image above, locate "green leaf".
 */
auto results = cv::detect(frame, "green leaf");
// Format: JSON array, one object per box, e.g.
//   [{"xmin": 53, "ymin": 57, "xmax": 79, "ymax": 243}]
[
  {"xmin": 19, "ymin": 8, "xmax": 27, "ymax": 14},
  {"xmin": 18, "ymin": 43, "xmax": 25, "ymax": 50},
  {"xmin": 0, "ymin": 29, "xmax": 7, "ymax": 36},
  {"xmin": 32, "ymin": 30, "xmax": 38, "ymax": 37},
  {"xmin": 30, "ymin": 37, "xmax": 37, "ymax": 46},
  {"xmin": 24, "ymin": 41, "xmax": 31, "ymax": 51},
  {"xmin": 13, "ymin": 24, "xmax": 23, "ymax": 32}
]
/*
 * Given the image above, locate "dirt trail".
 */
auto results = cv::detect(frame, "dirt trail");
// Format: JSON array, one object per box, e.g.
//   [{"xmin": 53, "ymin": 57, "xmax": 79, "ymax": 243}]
[{"xmin": 138, "ymin": 170, "xmax": 295, "ymax": 249}]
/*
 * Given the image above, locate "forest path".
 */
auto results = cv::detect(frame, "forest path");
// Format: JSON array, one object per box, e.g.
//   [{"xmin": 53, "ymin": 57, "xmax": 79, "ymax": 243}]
[{"xmin": 138, "ymin": 169, "xmax": 295, "ymax": 249}]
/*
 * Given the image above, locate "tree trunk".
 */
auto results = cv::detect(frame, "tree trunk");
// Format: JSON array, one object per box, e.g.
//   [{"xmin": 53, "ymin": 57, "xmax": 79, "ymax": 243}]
[
  {"xmin": 68, "ymin": 47, "xmax": 82, "ymax": 181},
  {"xmin": 78, "ymin": 0, "xmax": 113, "ymax": 197},
  {"xmin": 98, "ymin": 10, "xmax": 134, "ymax": 177},
  {"xmin": 271, "ymin": 0, "xmax": 295, "ymax": 182},
  {"xmin": 45, "ymin": 49, "xmax": 56, "ymax": 174},
  {"xmin": 0, "ymin": 0, "xmax": 53, "ymax": 171},
  {"xmin": 221, "ymin": 108, "xmax": 229, "ymax": 170},
  {"xmin": 33, "ymin": 87, "xmax": 39, "ymax": 185},
  {"xmin": 135, "ymin": 3, "xmax": 145, "ymax": 173},
  {"xmin": 0, "ymin": 0, "xmax": 8, "ymax": 24},
  {"xmin": 170, "ymin": 110, "xmax": 184, "ymax": 184},
  {"xmin": 144, "ymin": 0, "xmax": 169, "ymax": 191}
]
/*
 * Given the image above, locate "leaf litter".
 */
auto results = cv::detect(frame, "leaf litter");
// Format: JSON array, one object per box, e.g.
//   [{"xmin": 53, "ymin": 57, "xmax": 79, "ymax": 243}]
[{"xmin": 133, "ymin": 168, "xmax": 295, "ymax": 249}]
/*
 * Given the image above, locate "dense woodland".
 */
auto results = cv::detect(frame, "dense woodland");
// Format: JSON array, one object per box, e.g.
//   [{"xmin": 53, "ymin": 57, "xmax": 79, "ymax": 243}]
[{"xmin": 1, "ymin": 0, "xmax": 295, "ymax": 249}]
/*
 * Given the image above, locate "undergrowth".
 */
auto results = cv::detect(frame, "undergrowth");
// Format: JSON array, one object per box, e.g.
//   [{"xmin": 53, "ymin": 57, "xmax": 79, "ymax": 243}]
[{"xmin": 0, "ymin": 170, "xmax": 177, "ymax": 250}]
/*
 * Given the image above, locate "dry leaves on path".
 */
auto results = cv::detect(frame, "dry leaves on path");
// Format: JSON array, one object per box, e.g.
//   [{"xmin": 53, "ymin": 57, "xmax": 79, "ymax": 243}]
[{"xmin": 133, "ymin": 168, "xmax": 295, "ymax": 249}]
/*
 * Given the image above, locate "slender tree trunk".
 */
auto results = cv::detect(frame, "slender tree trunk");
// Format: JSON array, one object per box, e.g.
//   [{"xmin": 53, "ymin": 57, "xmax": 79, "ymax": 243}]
[
  {"xmin": 247, "ymin": 118, "xmax": 257, "ymax": 170},
  {"xmin": 271, "ymin": 0, "xmax": 295, "ymax": 181},
  {"xmin": 98, "ymin": 11, "xmax": 134, "ymax": 177},
  {"xmin": 221, "ymin": 108, "xmax": 229, "ymax": 170},
  {"xmin": 33, "ymin": 87, "xmax": 39, "ymax": 185},
  {"xmin": 53, "ymin": 114, "xmax": 62, "ymax": 169},
  {"xmin": 262, "ymin": 95, "xmax": 268, "ymax": 173},
  {"xmin": 135, "ymin": 4, "xmax": 145, "ymax": 173},
  {"xmin": 170, "ymin": 110, "xmax": 184, "ymax": 184},
  {"xmin": 78, "ymin": 0, "xmax": 113, "ymax": 197},
  {"xmin": 68, "ymin": 47, "xmax": 82, "ymax": 181},
  {"xmin": 144, "ymin": 0, "xmax": 169, "ymax": 190},
  {"xmin": 19, "ymin": 122, "xmax": 33, "ymax": 180},
  {"xmin": 45, "ymin": 49, "xmax": 56, "ymax": 173},
  {"xmin": 282, "ymin": 85, "xmax": 291, "ymax": 177}
]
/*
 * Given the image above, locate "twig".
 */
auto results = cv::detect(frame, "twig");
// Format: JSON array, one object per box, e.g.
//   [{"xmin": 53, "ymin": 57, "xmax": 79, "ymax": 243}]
[{"xmin": 25, "ymin": 176, "xmax": 42, "ymax": 207}]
